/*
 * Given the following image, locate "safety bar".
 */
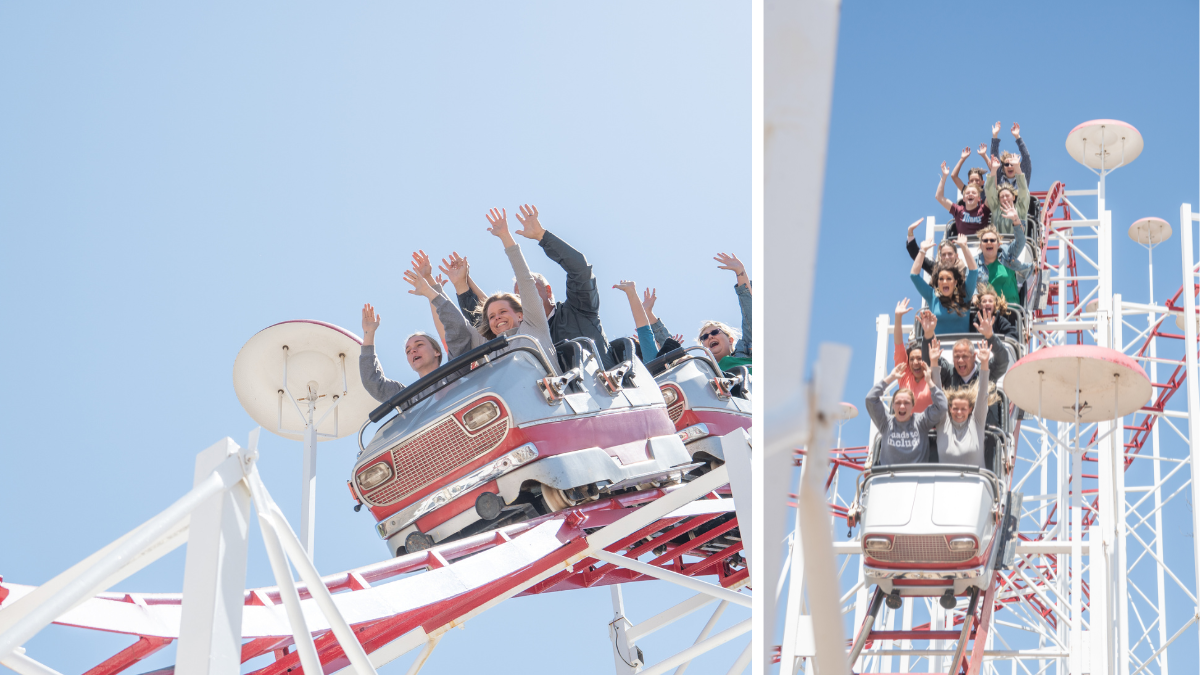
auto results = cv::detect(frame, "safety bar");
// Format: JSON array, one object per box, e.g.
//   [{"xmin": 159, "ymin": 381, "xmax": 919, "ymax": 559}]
[{"xmin": 647, "ymin": 345, "xmax": 725, "ymax": 380}]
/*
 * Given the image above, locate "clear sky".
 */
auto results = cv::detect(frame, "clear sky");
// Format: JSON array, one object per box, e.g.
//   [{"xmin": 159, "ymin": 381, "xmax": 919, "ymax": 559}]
[
  {"xmin": 0, "ymin": 3, "xmax": 750, "ymax": 673},
  {"xmin": 806, "ymin": 0, "xmax": 1200, "ymax": 664}
]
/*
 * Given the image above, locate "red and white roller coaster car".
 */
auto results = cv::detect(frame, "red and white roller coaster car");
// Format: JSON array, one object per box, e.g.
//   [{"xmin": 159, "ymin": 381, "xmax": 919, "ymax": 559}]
[
  {"xmin": 349, "ymin": 334, "xmax": 701, "ymax": 557},
  {"xmin": 647, "ymin": 346, "xmax": 751, "ymax": 466}
]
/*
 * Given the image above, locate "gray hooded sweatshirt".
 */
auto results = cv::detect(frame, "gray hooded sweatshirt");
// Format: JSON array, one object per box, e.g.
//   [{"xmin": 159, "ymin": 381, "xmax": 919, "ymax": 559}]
[
  {"xmin": 932, "ymin": 356, "xmax": 990, "ymax": 468},
  {"xmin": 866, "ymin": 376, "xmax": 947, "ymax": 466}
]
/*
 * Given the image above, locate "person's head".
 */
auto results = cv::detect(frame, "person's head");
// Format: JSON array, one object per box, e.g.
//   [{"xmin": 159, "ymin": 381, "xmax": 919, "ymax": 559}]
[
  {"xmin": 973, "ymin": 283, "xmax": 1009, "ymax": 316},
  {"xmin": 997, "ymin": 183, "xmax": 1018, "ymax": 211},
  {"xmin": 513, "ymin": 272, "xmax": 554, "ymax": 318},
  {"xmin": 962, "ymin": 183, "xmax": 983, "ymax": 209},
  {"xmin": 932, "ymin": 264, "xmax": 969, "ymax": 316},
  {"xmin": 404, "ymin": 333, "xmax": 443, "ymax": 377},
  {"xmin": 1001, "ymin": 151, "xmax": 1020, "ymax": 179},
  {"xmin": 481, "ymin": 293, "xmax": 524, "ymax": 339},
  {"xmin": 977, "ymin": 225, "xmax": 1001, "ymax": 261},
  {"xmin": 936, "ymin": 240, "xmax": 960, "ymax": 269},
  {"xmin": 952, "ymin": 338, "xmax": 976, "ymax": 378},
  {"xmin": 967, "ymin": 167, "xmax": 986, "ymax": 188},
  {"xmin": 946, "ymin": 386, "xmax": 977, "ymax": 424},
  {"xmin": 892, "ymin": 388, "xmax": 915, "ymax": 422},
  {"xmin": 698, "ymin": 320, "xmax": 739, "ymax": 360},
  {"xmin": 906, "ymin": 340, "xmax": 925, "ymax": 382}
]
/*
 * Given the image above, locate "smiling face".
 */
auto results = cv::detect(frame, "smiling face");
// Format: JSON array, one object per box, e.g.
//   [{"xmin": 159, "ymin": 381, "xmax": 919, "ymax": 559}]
[
  {"xmin": 907, "ymin": 348, "xmax": 925, "ymax": 381},
  {"xmin": 977, "ymin": 292, "xmax": 997, "ymax": 314},
  {"xmin": 1003, "ymin": 156, "xmax": 1019, "ymax": 178},
  {"xmin": 893, "ymin": 390, "xmax": 914, "ymax": 422},
  {"xmin": 963, "ymin": 184, "xmax": 982, "ymax": 209},
  {"xmin": 998, "ymin": 186, "xmax": 1016, "ymax": 211},
  {"xmin": 699, "ymin": 324, "xmax": 733, "ymax": 360},
  {"xmin": 953, "ymin": 342, "xmax": 975, "ymax": 378},
  {"xmin": 979, "ymin": 231, "xmax": 1000, "ymax": 259},
  {"xmin": 936, "ymin": 269, "xmax": 958, "ymax": 297},
  {"xmin": 949, "ymin": 396, "xmax": 973, "ymax": 424},
  {"xmin": 937, "ymin": 243, "xmax": 958, "ymax": 269},
  {"xmin": 487, "ymin": 299, "xmax": 523, "ymax": 336},
  {"xmin": 405, "ymin": 335, "xmax": 441, "ymax": 377}
]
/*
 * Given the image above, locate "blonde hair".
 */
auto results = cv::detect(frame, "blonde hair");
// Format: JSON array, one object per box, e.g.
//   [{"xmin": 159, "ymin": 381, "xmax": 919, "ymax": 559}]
[
  {"xmin": 405, "ymin": 332, "xmax": 443, "ymax": 360},
  {"xmin": 946, "ymin": 385, "xmax": 978, "ymax": 412},
  {"xmin": 893, "ymin": 388, "xmax": 915, "ymax": 408},
  {"xmin": 698, "ymin": 320, "xmax": 740, "ymax": 344},
  {"xmin": 973, "ymin": 283, "xmax": 1010, "ymax": 315},
  {"xmin": 1001, "ymin": 151, "xmax": 1019, "ymax": 164}
]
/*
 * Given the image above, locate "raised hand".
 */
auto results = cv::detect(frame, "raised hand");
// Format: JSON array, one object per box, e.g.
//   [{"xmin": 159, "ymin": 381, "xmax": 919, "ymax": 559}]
[
  {"xmin": 642, "ymin": 287, "xmax": 658, "ymax": 314},
  {"xmin": 992, "ymin": 121, "xmax": 1001, "ymax": 137},
  {"xmin": 907, "ymin": 217, "xmax": 923, "ymax": 239},
  {"xmin": 714, "ymin": 252, "xmax": 746, "ymax": 278},
  {"xmin": 976, "ymin": 340, "xmax": 993, "ymax": 367},
  {"xmin": 990, "ymin": 154, "xmax": 1001, "ymax": 171},
  {"xmin": 911, "ymin": 358, "xmax": 930, "ymax": 380},
  {"xmin": 919, "ymin": 308, "xmax": 938, "ymax": 336},
  {"xmin": 888, "ymin": 362, "xmax": 908, "ymax": 382},
  {"xmin": 411, "ymin": 250, "xmax": 433, "ymax": 279},
  {"xmin": 929, "ymin": 336, "xmax": 942, "ymax": 357},
  {"xmin": 362, "ymin": 303, "xmax": 381, "ymax": 335},
  {"xmin": 895, "ymin": 297, "xmax": 912, "ymax": 317},
  {"xmin": 671, "ymin": 333, "xmax": 685, "ymax": 345},
  {"xmin": 956, "ymin": 234, "xmax": 968, "ymax": 248},
  {"xmin": 613, "ymin": 279, "xmax": 637, "ymax": 295},
  {"xmin": 434, "ymin": 273, "xmax": 447, "ymax": 287},
  {"xmin": 960, "ymin": 146, "xmax": 971, "ymax": 160},
  {"xmin": 940, "ymin": 161, "xmax": 949, "ymax": 176},
  {"xmin": 1011, "ymin": 122, "xmax": 1021, "ymax": 138},
  {"xmin": 977, "ymin": 143, "xmax": 988, "ymax": 157},
  {"xmin": 921, "ymin": 237, "xmax": 936, "ymax": 252},
  {"xmin": 514, "ymin": 204, "xmax": 546, "ymax": 241},
  {"xmin": 486, "ymin": 208, "xmax": 515, "ymax": 246},
  {"xmin": 402, "ymin": 269, "xmax": 437, "ymax": 300},
  {"xmin": 437, "ymin": 252, "xmax": 469, "ymax": 290},
  {"xmin": 974, "ymin": 307, "xmax": 995, "ymax": 339},
  {"xmin": 1001, "ymin": 204, "xmax": 1019, "ymax": 221}
]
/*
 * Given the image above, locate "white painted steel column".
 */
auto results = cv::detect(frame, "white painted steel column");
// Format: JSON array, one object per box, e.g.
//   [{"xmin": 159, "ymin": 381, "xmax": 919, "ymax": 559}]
[
  {"xmin": 610, "ymin": 585, "xmax": 640, "ymax": 675},
  {"xmin": 763, "ymin": 1, "xmax": 841, "ymax": 672},
  {"xmin": 301, "ymin": 399, "xmax": 319, "ymax": 555},
  {"xmin": 1070, "ymin": 361, "xmax": 1084, "ymax": 675},
  {"xmin": 1178, "ymin": 203, "xmax": 1200, "ymax": 668},
  {"xmin": 1113, "ymin": 296, "xmax": 1131, "ymax": 675},
  {"xmin": 177, "ymin": 437, "xmax": 252, "ymax": 675},
  {"xmin": 1094, "ymin": 207, "xmax": 1114, "ymax": 673}
]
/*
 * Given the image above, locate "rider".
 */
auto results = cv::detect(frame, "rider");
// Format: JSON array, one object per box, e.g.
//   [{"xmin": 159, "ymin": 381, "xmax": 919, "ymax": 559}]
[
  {"xmin": 358, "ymin": 302, "xmax": 444, "ymax": 403},
  {"xmin": 892, "ymin": 300, "xmax": 934, "ymax": 413},
  {"xmin": 931, "ymin": 340, "xmax": 992, "ymax": 468},
  {"xmin": 910, "ymin": 235, "xmax": 978, "ymax": 334},
  {"xmin": 612, "ymin": 279, "xmax": 659, "ymax": 363},
  {"xmin": 906, "ymin": 220, "xmax": 966, "ymax": 279},
  {"xmin": 989, "ymin": 121, "xmax": 1032, "ymax": 188},
  {"xmin": 866, "ymin": 360, "xmax": 947, "ymax": 466},
  {"xmin": 451, "ymin": 205, "xmax": 614, "ymax": 368},
  {"xmin": 937, "ymin": 160, "xmax": 991, "ymax": 237},
  {"xmin": 985, "ymin": 154, "xmax": 1030, "ymax": 235},
  {"xmin": 644, "ymin": 253, "xmax": 752, "ymax": 373},
  {"xmin": 973, "ymin": 224, "xmax": 1031, "ymax": 304}
]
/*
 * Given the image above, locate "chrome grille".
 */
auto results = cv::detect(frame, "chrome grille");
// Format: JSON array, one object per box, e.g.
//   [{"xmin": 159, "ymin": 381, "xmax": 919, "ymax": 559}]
[
  {"xmin": 364, "ymin": 416, "xmax": 509, "ymax": 507},
  {"xmin": 668, "ymin": 401, "xmax": 685, "ymax": 424},
  {"xmin": 867, "ymin": 535, "xmax": 975, "ymax": 564}
]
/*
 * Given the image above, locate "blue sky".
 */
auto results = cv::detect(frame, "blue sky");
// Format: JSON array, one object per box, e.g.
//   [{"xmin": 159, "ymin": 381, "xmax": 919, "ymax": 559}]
[
  {"xmin": 807, "ymin": 0, "xmax": 1200, "ymax": 665},
  {"xmin": 0, "ymin": 3, "xmax": 750, "ymax": 673}
]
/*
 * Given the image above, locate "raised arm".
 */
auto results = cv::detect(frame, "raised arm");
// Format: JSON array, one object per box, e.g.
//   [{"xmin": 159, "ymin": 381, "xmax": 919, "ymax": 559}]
[
  {"xmin": 490, "ymin": 207, "xmax": 552, "ymax": 341},
  {"xmin": 974, "ymin": 340, "xmax": 991, "ymax": 431},
  {"xmin": 984, "ymin": 159, "xmax": 1000, "ymax": 211},
  {"xmin": 894, "ymin": 298, "xmax": 912, "ymax": 352},
  {"xmin": 912, "ymin": 239, "xmax": 933, "ymax": 277},
  {"xmin": 716, "ymin": 253, "xmax": 752, "ymax": 358},
  {"xmin": 515, "ymin": 204, "xmax": 600, "ymax": 316},
  {"xmin": 643, "ymin": 287, "xmax": 671, "ymax": 349},
  {"xmin": 439, "ymin": 252, "xmax": 485, "ymax": 319},
  {"xmin": 990, "ymin": 122, "xmax": 1001, "ymax": 160},
  {"xmin": 936, "ymin": 162, "xmax": 955, "ymax": 212},
  {"xmin": 950, "ymin": 147, "xmax": 970, "ymax": 192},
  {"xmin": 957, "ymin": 234, "xmax": 977, "ymax": 271},
  {"xmin": 1016, "ymin": 172, "xmax": 1031, "ymax": 218},
  {"xmin": 1012, "ymin": 123, "xmax": 1031, "ymax": 183},
  {"xmin": 403, "ymin": 268, "xmax": 483, "ymax": 359},
  {"xmin": 866, "ymin": 362, "xmax": 907, "ymax": 429},
  {"xmin": 613, "ymin": 280, "xmax": 657, "ymax": 362},
  {"xmin": 359, "ymin": 303, "xmax": 404, "ymax": 403}
]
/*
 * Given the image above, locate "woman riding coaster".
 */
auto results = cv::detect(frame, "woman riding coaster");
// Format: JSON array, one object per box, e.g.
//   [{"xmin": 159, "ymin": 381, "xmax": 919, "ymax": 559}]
[
  {"xmin": 403, "ymin": 207, "xmax": 559, "ymax": 371},
  {"xmin": 865, "ymin": 359, "xmax": 947, "ymax": 466},
  {"xmin": 892, "ymin": 299, "xmax": 934, "ymax": 413},
  {"xmin": 972, "ymin": 224, "xmax": 1031, "ymax": 305},
  {"xmin": 645, "ymin": 252, "xmax": 752, "ymax": 373},
  {"xmin": 985, "ymin": 154, "xmax": 1030, "ymax": 235},
  {"xmin": 971, "ymin": 284, "xmax": 1019, "ymax": 342},
  {"xmin": 906, "ymin": 218, "xmax": 967, "ymax": 279},
  {"xmin": 911, "ymin": 235, "xmax": 978, "ymax": 335},
  {"xmin": 358, "ymin": 302, "xmax": 444, "ymax": 403},
  {"xmin": 612, "ymin": 279, "xmax": 659, "ymax": 363},
  {"xmin": 936, "ymin": 160, "xmax": 991, "ymax": 237},
  {"xmin": 930, "ymin": 339, "xmax": 992, "ymax": 469}
]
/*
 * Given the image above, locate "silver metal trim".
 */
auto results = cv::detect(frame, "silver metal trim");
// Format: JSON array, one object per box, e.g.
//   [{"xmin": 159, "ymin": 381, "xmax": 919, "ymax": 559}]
[
  {"xmin": 863, "ymin": 565, "xmax": 985, "ymax": 580},
  {"xmin": 375, "ymin": 443, "xmax": 539, "ymax": 540},
  {"xmin": 517, "ymin": 403, "xmax": 667, "ymax": 427},
  {"xmin": 678, "ymin": 423, "xmax": 711, "ymax": 444}
]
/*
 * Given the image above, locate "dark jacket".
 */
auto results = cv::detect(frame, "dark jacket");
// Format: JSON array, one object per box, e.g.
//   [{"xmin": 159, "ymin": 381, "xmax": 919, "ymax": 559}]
[
  {"xmin": 458, "ymin": 231, "xmax": 614, "ymax": 368},
  {"xmin": 923, "ymin": 332, "xmax": 1010, "ymax": 388}
]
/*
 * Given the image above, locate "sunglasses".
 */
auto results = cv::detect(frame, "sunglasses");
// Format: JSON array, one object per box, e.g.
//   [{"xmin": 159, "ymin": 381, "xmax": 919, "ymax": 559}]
[
  {"xmin": 981, "ymin": 237, "xmax": 999, "ymax": 243},
  {"xmin": 1004, "ymin": 162, "xmax": 1018, "ymax": 168},
  {"xmin": 699, "ymin": 329, "xmax": 723, "ymax": 341}
]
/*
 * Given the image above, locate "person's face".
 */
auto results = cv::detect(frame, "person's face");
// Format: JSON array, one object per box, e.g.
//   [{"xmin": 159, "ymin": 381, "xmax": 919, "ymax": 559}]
[
  {"xmin": 979, "ymin": 232, "xmax": 1000, "ymax": 258},
  {"xmin": 488, "ymin": 300, "xmax": 523, "ymax": 335},
  {"xmin": 978, "ymin": 293, "xmax": 997, "ymax": 314},
  {"xmin": 999, "ymin": 188, "xmax": 1015, "ymax": 210},
  {"xmin": 953, "ymin": 344, "xmax": 974, "ymax": 376},
  {"xmin": 405, "ymin": 336, "xmax": 440, "ymax": 374},
  {"xmin": 907, "ymin": 349, "xmax": 924, "ymax": 380},
  {"xmin": 937, "ymin": 245, "xmax": 957, "ymax": 268},
  {"xmin": 963, "ymin": 186, "xmax": 981, "ymax": 209},
  {"xmin": 949, "ymin": 398, "xmax": 973, "ymax": 424},
  {"xmin": 968, "ymin": 173, "xmax": 984, "ymax": 188},
  {"xmin": 699, "ymin": 325, "xmax": 733, "ymax": 360},
  {"xmin": 893, "ymin": 393, "xmax": 914, "ymax": 422},
  {"xmin": 937, "ymin": 270, "xmax": 957, "ymax": 296},
  {"xmin": 1003, "ymin": 157, "xmax": 1019, "ymax": 178}
]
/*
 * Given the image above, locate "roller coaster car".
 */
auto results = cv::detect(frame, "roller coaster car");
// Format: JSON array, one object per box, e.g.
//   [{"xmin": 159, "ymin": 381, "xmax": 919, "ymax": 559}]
[
  {"xmin": 851, "ymin": 391, "xmax": 1021, "ymax": 603},
  {"xmin": 645, "ymin": 346, "xmax": 751, "ymax": 466},
  {"xmin": 350, "ymin": 334, "xmax": 699, "ymax": 557}
]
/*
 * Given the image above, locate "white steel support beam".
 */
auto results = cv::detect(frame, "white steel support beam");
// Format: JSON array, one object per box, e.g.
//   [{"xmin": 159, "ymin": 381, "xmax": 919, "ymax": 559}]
[
  {"xmin": 763, "ymin": 0, "xmax": 841, "ymax": 670},
  {"xmin": 177, "ymin": 436, "xmax": 253, "ymax": 675},
  {"xmin": 609, "ymin": 585, "xmax": 640, "ymax": 675},
  {"xmin": 1180, "ymin": 202, "xmax": 1200, "ymax": 669},
  {"xmin": 1114, "ymin": 295, "xmax": 1133, "ymax": 675}
]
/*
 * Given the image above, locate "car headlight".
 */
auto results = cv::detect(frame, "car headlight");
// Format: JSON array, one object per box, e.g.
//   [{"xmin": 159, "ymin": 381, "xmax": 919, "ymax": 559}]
[
  {"xmin": 661, "ymin": 386, "xmax": 678, "ymax": 406},
  {"xmin": 356, "ymin": 462, "xmax": 393, "ymax": 491},
  {"xmin": 948, "ymin": 536, "xmax": 977, "ymax": 552},
  {"xmin": 463, "ymin": 401, "xmax": 500, "ymax": 431},
  {"xmin": 863, "ymin": 536, "xmax": 892, "ymax": 552}
]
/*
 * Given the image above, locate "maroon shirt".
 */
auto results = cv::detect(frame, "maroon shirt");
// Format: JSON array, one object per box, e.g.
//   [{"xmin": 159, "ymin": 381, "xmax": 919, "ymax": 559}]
[{"xmin": 949, "ymin": 203, "xmax": 991, "ymax": 236}]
